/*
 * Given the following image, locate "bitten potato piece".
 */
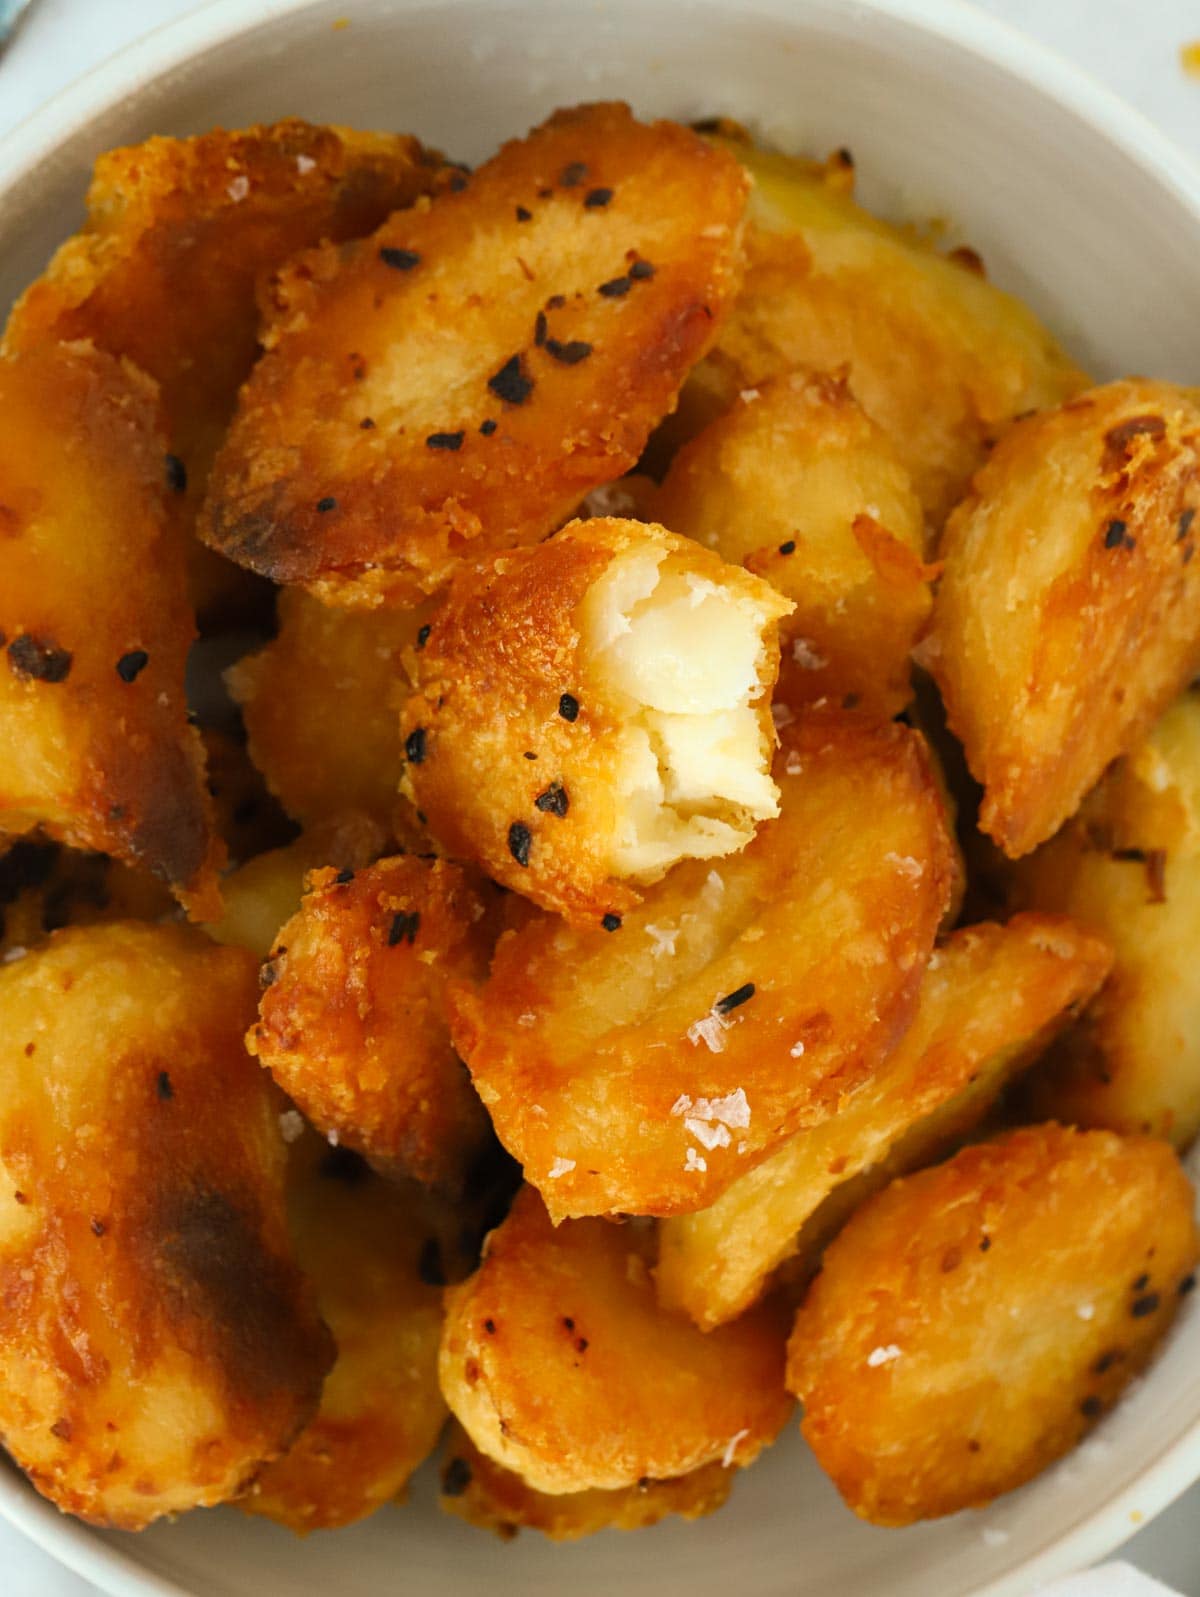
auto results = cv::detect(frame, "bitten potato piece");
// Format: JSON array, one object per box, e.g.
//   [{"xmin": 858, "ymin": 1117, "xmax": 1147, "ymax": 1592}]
[
  {"xmin": 657, "ymin": 914, "xmax": 1112, "ymax": 1328},
  {"xmin": 4, "ymin": 121, "xmax": 446, "ymax": 622},
  {"xmin": 787, "ymin": 1124, "xmax": 1199, "ymax": 1526},
  {"xmin": 667, "ymin": 133, "xmax": 1084, "ymax": 522},
  {"xmin": 0, "ymin": 837, "xmax": 174, "ymax": 957},
  {"xmin": 0, "ymin": 922, "xmax": 332, "ymax": 1528},
  {"xmin": 401, "ymin": 517, "xmax": 790, "ymax": 924},
  {"xmin": 439, "ymin": 1187, "xmax": 791, "ymax": 1494},
  {"xmin": 0, "ymin": 344, "xmax": 223, "ymax": 917},
  {"xmin": 249, "ymin": 855, "xmax": 493, "ymax": 1189},
  {"xmin": 226, "ymin": 588, "xmax": 434, "ymax": 833},
  {"xmin": 203, "ymin": 103, "xmax": 749, "ymax": 607},
  {"xmin": 451, "ymin": 711, "xmax": 955, "ymax": 1218},
  {"xmin": 438, "ymin": 1421, "xmax": 731, "ymax": 1540},
  {"xmin": 242, "ymin": 1134, "xmax": 460, "ymax": 1532},
  {"xmin": 655, "ymin": 370, "xmax": 931, "ymax": 715},
  {"xmin": 926, "ymin": 379, "xmax": 1200, "ymax": 858}
]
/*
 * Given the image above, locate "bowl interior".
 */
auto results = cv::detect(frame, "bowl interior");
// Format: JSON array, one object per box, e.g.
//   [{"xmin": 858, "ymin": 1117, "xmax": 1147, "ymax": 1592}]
[{"xmin": 2, "ymin": 2, "xmax": 1200, "ymax": 1595}]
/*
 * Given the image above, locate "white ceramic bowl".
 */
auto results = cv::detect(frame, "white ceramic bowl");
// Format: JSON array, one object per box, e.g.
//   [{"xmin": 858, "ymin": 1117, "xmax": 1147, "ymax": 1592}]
[{"xmin": 3, "ymin": 2, "xmax": 1200, "ymax": 1593}]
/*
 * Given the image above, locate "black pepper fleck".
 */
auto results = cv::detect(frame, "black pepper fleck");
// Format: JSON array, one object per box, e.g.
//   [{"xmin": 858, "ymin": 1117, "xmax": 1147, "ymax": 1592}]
[
  {"xmin": 545, "ymin": 337, "xmax": 593, "ymax": 365},
  {"xmin": 91, "ymin": 1218, "xmax": 106, "ymax": 1237},
  {"xmin": 443, "ymin": 1457, "xmax": 472, "ymax": 1497},
  {"xmin": 601, "ymin": 913, "xmax": 622, "ymax": 932},
  {"xmin": 778, "ymin": 540, "xmax": 796, "ymax": 555},
  {"xmin": 1094, "ymin": 1350, "xmax": 1121, "ymax": 1374},
  {"xmin": 479, "ymin": 418, "xmax": 497, "ymax": 436},
  {"xmin": 598, "ymin": 275, "xmax": 631, "ymax": 298},
  {"xmin": 628, "ymin": 259, "xmax": 655, "ymax": 280},
  {"xmin": 559, "ymin": 161, "xmax": 588, "ymax": 187},
  {"xmin": 508, "ymin": 822, "xmax": 532, "ymax": 867},
  {"xmin": 1104, "ymin": 519, "xmax": 1128, "ymax": 549},
  {"xmin": 418, "ymin": 1237, "xmax": 446, "ymax": 1287},
  {"xmin": 563, "ymin": 1317, "xmax": 575, "ymax": 1331},
  {"xmin": 380, "ymin": 246, "xmax": 421, "ymax": 270},
  {"xmin": 488, "ymin": 354, "xmax": 534, "ymax": 407},
  {"xmin": 426, "ymin": 431, "xmax": 464, "ymax": 451},
  {"xmin": 1180, "ymin": 1273, "xmax": 1197, "ymax": 1296},
  {"xmin": 534, "ymin": 782, "xmax": 569, "ymax": 817},
  {"xmin": 534, "ymin": 310, "xmax": 548, "ymax": 346},
  {"xmin": 316, "ymin": 496, "xmax": 337, "ymax": 513},
  {"xmin": 979, "ymin": 1235, "xmax": 991, "ymax": 1252},
  {"xmin": 405, "ymin": 727, "xmax": 428, "ymax": 764},
  {"xmin": 515, "ymin": 204, "xmax": 532, "ymax": 222},
  {"xmin": 715, "ymin": 982, "xmax": 756, "ymax": 1015},
  {"xmin": 157, "ymin": 1071, "xmax": 173, "ymax": 1101},
  {"xmin": 575, "ymin": 1336, "xmax": 589, "ymax": 1352},
  {"xmin": 360, "ymin": 416, "xmax": 375, "ymax": 429},
  {"xmin": 334, "ymin": 868, "xmax": 355, "ymax": 885},
  {"xmin": 1132, "ymin": 1272, "xmax": 1150, "ymax": 1291},
  {"xmin": 164, "ymin": 453, "xmax": 188, "ymax": 493},
  {"xmin": 116, "ymin": 649, "xmax": 149, "ymax": 683},
  {"xmin": 388, "ymin": 910, "xmax": 420, "ymax": 947},
  {"xmin": 448, "ymin": 173, "xmax": 468, "ymax": 193},
  {"xmin": 1179, "ymin": 508, "xmax": 1196, "ymax": 541},
  {"xmin": 1131, "ymin": 1292, "xmax": 1160, "ymax": 1318},
  {"xmin": 584, "ymin": 186, "xmax": 613, "ymax": 208},
  {"xmin": 558, "ymin": 692, "xmax": 580, "ymax": 721},
  {"xmin": 416, "ymin": 624, "xmax": 431, "ymax": 650},
  {"xmin": 9, "ymin": 634, "xmax": 72, "ymax": 684},
  {"xmin": 523, "ymin": 750, "xmax": 537, "ymax": 760},
  {"xmin": 1080, "ymin": 1396, "xmax": 1104, "ymax": 1419}
]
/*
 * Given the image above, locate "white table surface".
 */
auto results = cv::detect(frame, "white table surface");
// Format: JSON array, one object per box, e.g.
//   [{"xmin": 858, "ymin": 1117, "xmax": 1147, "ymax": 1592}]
[{"xmin": 1, "ymin": 1, "xmax": 1199, "ymax": 1592}]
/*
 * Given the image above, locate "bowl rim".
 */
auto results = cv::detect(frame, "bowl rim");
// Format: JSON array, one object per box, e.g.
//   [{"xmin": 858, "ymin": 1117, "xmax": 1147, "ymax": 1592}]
[{"xmin": 2, "ymin": 0, "xmax": 1200, "ymax": 1593}]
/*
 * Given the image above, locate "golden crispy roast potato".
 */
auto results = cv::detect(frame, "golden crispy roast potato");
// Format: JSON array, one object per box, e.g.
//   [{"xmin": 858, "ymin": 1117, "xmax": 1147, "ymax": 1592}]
[
  {"xmin": 4, "ymin": 121, "xmax": 446, "ymax": 622},
  {"xmin": 787, "ymin": 1124, "xmax": 1199, "ymax": 1526},
  {"xmin": 665, "ymin": 132, "xmax": 1085, "ymax": 522},
  {"xmin": 655, "ymin": 369, "xmax": 931, "ymax": 715},
  {"xmin": 0, "ymin": 838, "xmax": 174, "ymax": 958},
  {"xmin": 0, "ymin": 922, "xmax": 332, "ymax": 1528},
  {"xmin": 401, "ymin": 516, "xmax": 789, "ymax": 923},
  {"xmin": 0, "ymin": 344, "xmax": 223, "ymax": 918},
  {"xmin": 249, "ymin": 855, "xmax": 493, "ymax": 1189},
  {"xmin": 926, "ymin": 379, "xmax": 1200, "ymax": 858},
  {"xmin": 439, "ymin": 1186, "xmax": 791, "ymax": 1494},
  {"xmin": 202, "ymin": 104, "xmax": 750, "ymax": 607},
  {"xmin": 242, "ymin": 1133, "xmax": 461, "ymax": 1531},
  {"xmin": 451, "ymin": 711, "xmax": 955, "ymax": 1218},
  {"xmin": 438, "ymin": 1421, "xmax": 732, "ymax": 1540},
  {"xmin": 657, "ymin": 914, "xmax": 1112, "ymax": 1328}
]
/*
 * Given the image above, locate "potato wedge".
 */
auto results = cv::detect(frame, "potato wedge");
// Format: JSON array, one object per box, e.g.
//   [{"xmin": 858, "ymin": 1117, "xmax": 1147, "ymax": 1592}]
[
  {"xmin": 451, "ymin": 711, "xmax": 954, "ymax": 1218},
  {"xmin": 0, "ymin": 922, "xmax": 332, "ymax": 1528},
  {"xmin": 657, "ymin": 914, "xmax": 1112, "ymax": 1328},
  {"xmin": 0, "ymin": 343, "xmax": 222, "ymax": 917},
  {"xmin": 438, "ymin": 1421, "xmax": 731, "ymax": 1540},
  {"xmin": 926, "ymin": 379, "xmax": 1200, "ymax": 858},
  {"xmin": 402, "ymin": 517, "xmax": 789, "ymax": 923},
  {"xmin": 249, "ymin": 855, "xmax": 494, "ymax": 1189},
  {"xmin": 788, "ymin": 1124, "xmax": 1198, "ymax": 1525},
  {"xmin": 439, "ymin": 1187, "xmax": 791, "ymax": 1494},
  {"xmin": 202, "ymin": 103, "xmax": 749, "ymax": 607},
  {"xmin": 655, "ymin": 370, "xmax": 931, "ymax": 714},
  {"xmin": 0, "ymin": 838, "xmax": 174, "ymax": 958}
]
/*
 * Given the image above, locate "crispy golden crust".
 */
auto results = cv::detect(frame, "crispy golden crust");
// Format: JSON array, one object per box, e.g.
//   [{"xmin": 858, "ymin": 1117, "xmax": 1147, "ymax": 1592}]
[
  {"xmin": 656, "ymin": 914, "xmax": 1112, "ymax": 1328},
  {"xmin": 0, "ymin": 922, "xmax": 333, "ymax": 1528},
  {"xmin": 787, "ymin": 1124, "xmax": 1199, "ymax": 1526},
  {"xmin": 928, "ymin": 380, "xmax": 1200, "ymax": 857},
  {"xmin": 202, "ymin": 104, "xmax": 749, "ymax": 606},
  {"xmin": 0, "ymin": 838, "xmax": 174, "ymax": 958},
  {"xmin": 437, "ymin": 1421, "xmax": 732, "ymax": 1540},
  {"xmin": 0, "ymin": 344, "xmax": 223, "ymax": 917},
  {"xmin": 656, "ymin": 370, "xmax": 932, "ymax": 715},
  {"xmin": 249, "ymin": 855, "xmax": 493, "ymax": 1190},
  {"xmin": 439, "ymin": 1187, "xmax": 791, "ymax": 1494},
  {"xmin": 451, "ymin": 712, "xmax": 954, "ymax": 1218}
]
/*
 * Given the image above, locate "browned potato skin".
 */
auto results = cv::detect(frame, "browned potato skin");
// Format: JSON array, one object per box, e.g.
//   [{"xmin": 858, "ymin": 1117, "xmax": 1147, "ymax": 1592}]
[
  {"xmin": 440, "ymin": 1187, "xmax": 792, "ymax": 1494},
  {"xmin": 0, "ymin": 922, "xmax": 333, "ymax": 1528},
  {"xmin": 0, "ymin": 838, "xmax": 174, "ymax": 958},
  {"xmin": 438, "ymin": 1421, "xmax": 732, "ymax": 1540},
  {"xmin": 451, "ymin": 711, "xmax": 955, "ymax": 1218},
  {"xmin": 657, "ymin": 914, "xmax": 1113, "ymax": 1328},
  {"xmin": 0, "ymin": 344, "xmax": 223, "ymax": 918},
  {"xmin": 927, "ymin": 379, "xmax": 1200, "ymax": 858},
  {"xmin": 203, "ymin": 104, "xmax": 750, "ymax": 607},
  {"xmin": 4, "ymin": 121, "xmax": 446, "ymax": 623},
  {"xmin": 656, "ymin": 370, "xmax": 932, "ymax": 715},
  {"xmin": 787, "ymin": 1125, "xmax": 1199, "ymax": 1526},
  {"xmin": 249, "ymin": 855, "xmax": 492, "ymax": 1189}
]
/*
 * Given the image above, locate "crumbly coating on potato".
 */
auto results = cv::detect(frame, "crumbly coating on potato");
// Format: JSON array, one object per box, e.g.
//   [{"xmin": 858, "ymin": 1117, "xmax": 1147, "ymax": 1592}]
[
  {"xmin": 927, "ymin": 379, "xmax": 1200, "ymax": 858},
  {"xmin": 0, "ymin": 922, "xmax": 333, "ymax": 1528},
  {"xmin": 0, "ymin": 838, "xmax": 174, "ymax": 958},
  {"xmin": 656, "ymin": 370, "xmax": 932, "ymax": 714},
  {"xmin": 0, "ymin": 344, "xmax": 223, "ymax": 917},
  {"xmin": 202, "ymin": 104, "xmax": 749, "ymax": 607},
  {"xmin": 242, "ymin": 1134, "xmax": 459, "ymax": 1531},
  {"xmin": 402, "ymin": 517, "xmax": 788, "ymax": 923},
  {"xmin": 226, "ymin": 588, "xmax": 434, "ymax": 833},
  {"xmin": 249, "ymin": 855, "xmax": 493, "ymax": 1189},
  {"xmin": 451, "ymin": 711, "xmax": 954, "ymax": 1218},
  {"xmin": 439, "ymin": 1187, "xmax": 791, "ymax": 1494},
  {"xmin": 663, "ymin": 133, "xmax": 1085, "ymax": 522},
  {"xmin": 657, "ymin": 914, "xmax": 1112, "ymax": 1328},
  {"xmin": 438, "ymin": 1421, "xmax": 732, "ymax": 1540},
  {"xmin": 787, "ymin": 1124, "xmax": 1199, "ymax": 1526}
]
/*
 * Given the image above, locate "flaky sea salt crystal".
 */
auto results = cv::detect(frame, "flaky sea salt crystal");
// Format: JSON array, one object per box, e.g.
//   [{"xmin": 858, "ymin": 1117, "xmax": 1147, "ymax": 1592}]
[
  {"xmin": 278, "ymin": 1109, "xmax": 305, "ymax": 1144},
  {"xmin": 296, "ymin": 153, "xmax": 317, "ymax": 174},
  {"xmin": 687, "ymin": 1012, "xmax": 728, "ymax": 1053},
  {"xmin": 866, "ymin": 1344, "xmax": 901, "ymax": 1367},
  {"xmin": 792, "ymin": 638, "xmax": 827, "ymax": 671},
  {"xmin": 548, "ymin": 1157, "xmax": 576, "ymax": 1179},
  {"xmin": 226, "ymin": 174, "xmax": 250, "ymax": 202},
  {"xmin": 885, "ymin": 852, "xmax": 924, "ymax": 880},
  {"xmin": 722, "ymin": 1428, "xmax": 750, "ymax": 1468},
  {"xmin": 645, "ymin": 922, "xmax": 678, "ymax": 957},
  {"xmin": 684, "ymin": 1147, "xmax": 708, "ymax": 1173},
  {"xmin": 685, "ymin": 1118, "xmax": 732, "ymax": 1151}
]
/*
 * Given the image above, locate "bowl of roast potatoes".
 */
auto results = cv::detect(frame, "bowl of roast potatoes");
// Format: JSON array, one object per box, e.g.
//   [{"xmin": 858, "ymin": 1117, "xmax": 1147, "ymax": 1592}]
[{"xmin": 2, "ymin": 1, "xmax": 1200, "ymax": 1594}]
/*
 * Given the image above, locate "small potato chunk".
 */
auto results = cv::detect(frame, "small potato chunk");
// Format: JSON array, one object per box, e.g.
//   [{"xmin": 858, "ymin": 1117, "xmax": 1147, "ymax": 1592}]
[
  {"xmin": 438, "ymin": 1421, "xmax": 731, "ymax": 1540},
  {"xmin": 787, "ymin": 1124, "xmax": 1199, "ymax": 1526},
  {"xmin": 658, "ymin": 914, "xmax": 1112, "ymax": 1328},
  {"xmin": 451, "ymin": 711, "xmax": 954, "ymax": 1218},
  {"xmin": 0, "ymin": 923, "xmax": 332, "ymax": 1528},
  {"xmin": 656, "ymin": 370, "xmax": 931, "ymax": 714},
  {"xmin": 249, "ymin": 855, "xmax": 493, "ymax": 1190},
  {"xmin": 203, "ymin": 104, "xmax": 749, "ymax": 607},
  {"xmin": 402, "ymin": 516, "xmax": 789, "ymax": 924},
  {"xmin": 439, "ymin": 1187, "xmax": 791, "ymax": 1494},
  {"xmin": 668, "ymin": 133, "xmax": 1084, "ymax": 522},
  {"xmin": 242, "ymin": 1134, "xmax": 458, "ymax": 1531},
  {"xmin": 0, "ymin": 344, "xmax": 222, "ymax": 917},
  {"xmin": 927, "ymin": 379, "xmax": 1200, "ymax": 858}
]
